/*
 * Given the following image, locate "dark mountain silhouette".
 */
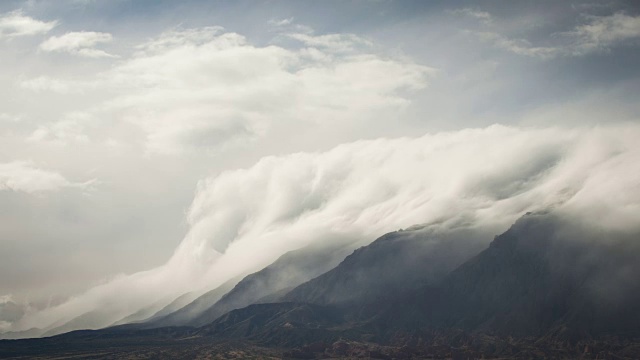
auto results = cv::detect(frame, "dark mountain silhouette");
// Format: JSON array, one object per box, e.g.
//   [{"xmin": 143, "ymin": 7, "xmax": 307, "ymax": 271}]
[
  {"xmin": 187, "ymin": 240, "xmax": 355, "ymax": 327},
  {"xmin": 129, "ymin": 239, "xmax": 355, "ymax": 329},
  {"xmin": 381, "ymin": 213, "xmax": 640, "ymax": 339},
  {"xmin": 281, "ymin": 225, "xmax": 488, "ymax": 314},
  {"xmin": 4, "ymin": 212, "xmax": 640, "ymax": 359},
  {"xmin": 193, "ymin": 213, "xmax": 640, "ymax": 345},
  {"xmin": 135, "ymin": 276, "xmax": 241, "ymax": 328}
]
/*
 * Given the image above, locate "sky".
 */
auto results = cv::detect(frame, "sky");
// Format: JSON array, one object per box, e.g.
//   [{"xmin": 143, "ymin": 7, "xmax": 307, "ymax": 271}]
[{"xmin": 1, "ymin": 0, "xmax": 640, "ymax": 335}]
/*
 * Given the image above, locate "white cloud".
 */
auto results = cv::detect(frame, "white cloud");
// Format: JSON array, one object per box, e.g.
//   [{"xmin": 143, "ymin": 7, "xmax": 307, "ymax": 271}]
[
  {"xmin": 0, "ymin": 10, "xmax": 56, "ymax": 39},
  {"xmin": 0, "ymin": 161, "xmax": 92, "ymax": 193},
  {"xmin": 40, "ymin": 31, "xmax": 115, "ymax": 58},
  {"xmin": 567, "ymin": 12, "xmax": 640, "ymax": 54},
  {"xmin": 474, "ymin": 31, "xmax": 560, "ymax": 59},
  {"xmin": 8, "ymin": 25, "xmax": 433, "ymax": 151},
  {"xmin": 0, "ymin": 113, "xmax": 23, "ymax": 123},
  {"xmin": 28, "ymin": 112, "xmax": 94, "ymax": 144},
  {"xmin": 287, "ymin": 33, "xmax": 373, "ymax": 53},
  {"xmin": 135, "ymin": 26, "xmax": 223, "ymax": 54},
  {"xmin": 19, "ymin": 76, "xmax": 81, "ymax": 94},
  {"xmin": 456, "ymin": 9, "xmax": 640, "ymax": 58},
  {"xmin": 451, "ymin": 8, "xmax": 493, "ymax": 26},
  {"xmin": 93, "ymin": 27, "xmax": 433, "ymax": 154},
  {"xmin": 8, "ymin": 124, "xmax": 640, "ymax": 335},
  {"xmin": 268, "ymin": 17, "xmax": 294, "ymax": 27}
]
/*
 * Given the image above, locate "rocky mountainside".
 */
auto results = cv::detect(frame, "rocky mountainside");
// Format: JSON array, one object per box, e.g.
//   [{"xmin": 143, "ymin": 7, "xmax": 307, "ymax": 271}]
[
  {"xmin": 139, "ymin": 276, "xmax": 241, "ymax": 328},
  {"xmin": 136, "ymin": 240, "xmax": 355, "ymax": 329},
  {"xmin": 4, "ymin": 212, "xmax": 640, "ymax": 359},
  {"xmin": 383, "ymin": 213, "xmax": 640, "ymax": 339},
  {"xmin": 282, "ymin": 225, "xmax": 487, "ymax": 311},
  {"xmin": 188, "ymin": 240, "xmax": 355, "ymax": 327},
  {"xmin": 196, "ymin": 213, "xmax": 640, "ymax": 345}
]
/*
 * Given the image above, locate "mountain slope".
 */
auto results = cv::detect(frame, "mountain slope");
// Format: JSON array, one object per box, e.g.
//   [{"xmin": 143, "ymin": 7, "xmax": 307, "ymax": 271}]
[
  {"xmin": 378, "ymin": 213, "xmax": 640, "ymax": 339},
  {"xmin": 282, "ymin": 225, "xmax": 487, "ymax": 310},
  {"xmin": 196, "ymin": 213, "xmax": 640, "ymax": 345},
  {"xmin": 188, "ymin": 240, "xmax": 355, "ymax": 327},
  {"xmin": 139, "ymin": 276, "xmax": 241, "ymax": 328}
]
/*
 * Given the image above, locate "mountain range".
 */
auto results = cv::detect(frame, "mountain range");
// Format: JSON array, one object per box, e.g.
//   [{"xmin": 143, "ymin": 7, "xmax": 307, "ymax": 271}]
[{"xmin": 2, "ymin": 211, "xmax": 640, "ymax": 359}]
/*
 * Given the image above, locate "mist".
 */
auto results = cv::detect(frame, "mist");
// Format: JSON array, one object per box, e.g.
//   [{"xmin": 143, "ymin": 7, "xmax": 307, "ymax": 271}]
[
  {"xmin": 2, "ymin": 123, "xmax": 639, "ymax": 336},
  {"xmin": 2, "ymin": 1, "xmax": 640, "ymax": 344}
]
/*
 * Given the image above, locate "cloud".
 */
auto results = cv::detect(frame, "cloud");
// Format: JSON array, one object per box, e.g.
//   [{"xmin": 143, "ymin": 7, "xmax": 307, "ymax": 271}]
[
  {"xmin": 0, "ymin": 113, "xmax": 23, "ymax": 123},
  {"xmin": 28, "ymin": 112, "xmax": 94, "ymax": 144},
  {"xmin": 0, "ymin": 161, "xmax": 93, "ymax": 193},
  {"xmin": 474, "ymin": 31, "xmax": 560, "ymax": 59},
  {"xmin": 40, "ymin": 31, "xmax": 116, "ymax": 58},
  {"xmin": 567, "ymin": 12, "xmax": 640, "ymax": 54},
  {"xmin": 18, "ymin": 76, "xmax": 82, "ymax": 94},
  {"xmin": 450, "ymin": 8, "xmax": 493, "ymax": 26},
  {"xmin": 268, "ymin": 17, "xmax": 294, "ymax": 27},
  {"xmin": 456, "ymin": 9, "xmax": 640, "ymax": 59},
  {"xmin": 6, "ymin": 124, "xmax": 640, "ymax": 336},
  {"xmin": 19, "ymin": 26, "xmax": 431, "ymax": 152},
  {"xmin": 286, "ymin": 33, "xmax": 373, "ymax": 52},
  {"xmin": 92, "ymin": 26, "xmax": 433, "ymax": 154},
  {"xmin": 135, "ymin": 26, "xmax": 223, "ymax": 53},
  {"xmin": 0, "ymin": 10, "xmax": 56, "ymax": 39},
  {"xmin": 0, "ymin": 295, "xmax": 24, "ymax": 333}
]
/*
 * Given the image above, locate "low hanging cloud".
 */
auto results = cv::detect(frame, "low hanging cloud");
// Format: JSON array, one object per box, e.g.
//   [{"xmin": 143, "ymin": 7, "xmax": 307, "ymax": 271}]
[
  {"xmin": 0, "ymin": 161, "xmax": 92, "ymax": 193},
  {"xmin": 5, "ymin": 124, "xmax": 640, "ymax": 337},
  {"xmin": 39, "ymin": 31, "xmax": 115, "ymax": 58},
  {"xmin": 0, "ymin": 10, "xmax": 57, "ymax": 39}
]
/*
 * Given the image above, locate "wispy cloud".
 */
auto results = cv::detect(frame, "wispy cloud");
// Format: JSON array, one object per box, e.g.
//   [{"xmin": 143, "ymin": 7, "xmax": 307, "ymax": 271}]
[
  {"xmin": 450, "ymin": 8, "xmax": 493, "ymax": 26},
  {"xmin": 456, "ymin": 9, "xmax": 640, "ymax": 59},
  {"xmin": 19, "ymin": 76, "xmax": 82, "ymax": 94},
  {"xmin": 473, "ymin": 31, "xmax": 560, "ymax": 59},
  {"xmin": 268, "ymin": 17, "xmax": 294, "ymax": 27},
  {"xmin": 286, "ymin": 33, "xmax": 373, "ymax": 53},
  {"xmin": 63, "ymin": 26, "xmax": 432, "ymax": 154},
  {"xmin": 40, "ymin": 31, "xmax": 116, "ymax": 58},
  {"xmin": 0, "ymin": 10, "xmax": 57, "ymax": 39},
  {"xmin": 0, "ymin": 161, "xmax": 93, "ymax": 193},
  {"xmin": 567, "ymin": 12, "xmax": 640, "ymax": 55},
  {"xmin": 12, "ymin": 25, "xmax": 433, "ymax": 152},
  {"xmin": 28, "ymin": 112, "xmax": 94, "ymax": 144}
]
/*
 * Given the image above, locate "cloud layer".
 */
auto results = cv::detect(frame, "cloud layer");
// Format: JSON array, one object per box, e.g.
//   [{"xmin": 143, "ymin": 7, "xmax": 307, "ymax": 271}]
[
  {"xmin": 4, "ymin": 124, "xmax": 640, "ymax": 336},
  {"xmin": 20, "ymin": 25, "xmax": 433, "ymax": 154}
]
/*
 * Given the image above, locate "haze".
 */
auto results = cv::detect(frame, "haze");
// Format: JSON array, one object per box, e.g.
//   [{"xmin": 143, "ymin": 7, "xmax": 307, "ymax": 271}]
[{"xmin": 1, "ymin": 0, "xmax": 639, "ymax": 336}]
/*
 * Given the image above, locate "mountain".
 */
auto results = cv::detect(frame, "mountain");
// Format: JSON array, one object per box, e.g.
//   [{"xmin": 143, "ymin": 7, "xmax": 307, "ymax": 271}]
[
  {"xmin": 382, "ymin": 213, "xmax": 640, "ymax": 339},
  {"xmin": 109, "ymin": 292, "xmax": 197, "ymax": 327},
  {"xmin": 136, "ymin": 239, "xmax": 354, "ymax": 329},
  {"xmin": 281, "ymin": 225, "xmax": 487, "ymax": 312},
  {"xmin": 188, "ymin": 240, "xmax": 355, "ymax": 327},
  {"xmin": 4, "ymin": 212, "xmax": 640, "ymax": 359},
  {"xmin": 129, "ymin": 276, "xmax": 241, "ymax": 329},
  {"xmin": 195, "ymin": 213, "xmax": 640, "ymax": 346},
  {"xmin": 193, "ymin": 224, "xmax": 494, "ymax": 344}
]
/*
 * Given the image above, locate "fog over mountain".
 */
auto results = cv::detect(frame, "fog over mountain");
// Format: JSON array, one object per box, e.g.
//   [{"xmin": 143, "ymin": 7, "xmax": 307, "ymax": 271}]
[
  {"xmin": 1, "ymin": 1, "xmax": 640, "ymax": 355},
  {"xmin": 4, "ymin": 124, "xmax": 640, "ymax": 337}
]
